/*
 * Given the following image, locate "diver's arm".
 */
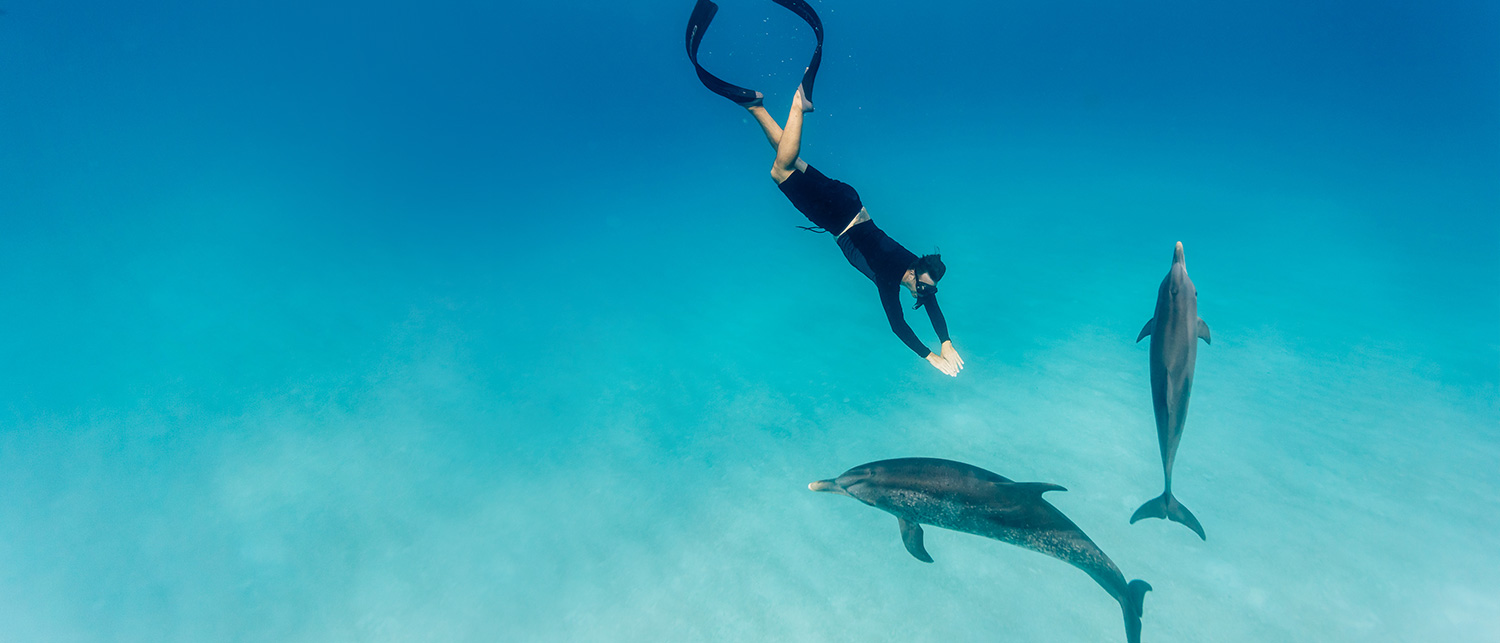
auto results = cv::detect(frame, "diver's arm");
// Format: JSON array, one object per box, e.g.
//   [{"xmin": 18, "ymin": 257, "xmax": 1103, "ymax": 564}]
[
  {"xmin": 880, "ymin": 284, "xmax": 929, "ymax": 357},
  {"xmin": 923, "ymin": 297, "xmax": 950, "ymax": 344},
  {"xmin": 881, "ymin": 286, "xmax": 956, "ymax": 375},
  {"xmin": 923, "ymin": 298, "xmax": 963, "ymax": 373}
]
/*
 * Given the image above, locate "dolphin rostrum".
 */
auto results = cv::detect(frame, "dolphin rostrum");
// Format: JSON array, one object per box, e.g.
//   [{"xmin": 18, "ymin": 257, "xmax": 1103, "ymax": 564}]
[
  {"xmin": 811, "ymin": 457, "xmax": 1152, "ymax": 643},
  {"xmin": 1133, "ymin": 241, "xmax": 1211, "ymax": 539}
]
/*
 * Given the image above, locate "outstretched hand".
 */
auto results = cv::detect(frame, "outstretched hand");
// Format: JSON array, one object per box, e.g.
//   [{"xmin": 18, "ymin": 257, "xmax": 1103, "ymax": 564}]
[
  {"xmin": 926, "ymin": 352, "xmax": 958, "ymax": 377},
  {"xmin": 941, "ymin": 341, "xmax": 964, "ymax": 374}
]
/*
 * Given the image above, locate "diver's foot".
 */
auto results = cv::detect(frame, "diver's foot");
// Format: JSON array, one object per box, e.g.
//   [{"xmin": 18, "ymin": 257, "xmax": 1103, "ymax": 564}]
[
  {"xmin": 740, "ymin": 91, "xmax": 764, "ymax": 109},
  {"xmin": 793, "ymin": 85, "xmax": 814, "ymax": 113}
]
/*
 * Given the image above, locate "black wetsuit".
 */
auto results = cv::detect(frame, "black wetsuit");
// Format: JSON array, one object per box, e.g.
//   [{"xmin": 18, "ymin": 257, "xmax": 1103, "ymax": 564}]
[{"xmin": 779, "ymin": 166, "xmax": 950, "ymax": 358}]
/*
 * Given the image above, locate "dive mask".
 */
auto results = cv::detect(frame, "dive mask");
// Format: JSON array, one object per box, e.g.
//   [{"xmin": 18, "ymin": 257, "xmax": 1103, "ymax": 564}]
[{"xmin": 912, "ymin": 281, "xmax": 938, "ymax": 309}]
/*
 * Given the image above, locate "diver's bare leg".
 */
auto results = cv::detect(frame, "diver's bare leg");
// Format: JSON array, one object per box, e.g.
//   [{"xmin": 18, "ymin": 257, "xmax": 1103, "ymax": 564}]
[
  {"xmin": 748, "ymin": 105, "xmax": 784, "ymax": 150},
  {"xmin": 749, "ymin": 105, "xmax": 810, "ymax": 176},
  {"xmin": 771, "ymin": 88, "xmax": 813, "ymax": 184}
]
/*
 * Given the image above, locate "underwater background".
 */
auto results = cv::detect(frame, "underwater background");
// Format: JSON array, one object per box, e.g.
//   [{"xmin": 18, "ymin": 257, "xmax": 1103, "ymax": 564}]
[{"xmin": 1, "ymin": 0, "xmax": 1497, "ymax": 641}]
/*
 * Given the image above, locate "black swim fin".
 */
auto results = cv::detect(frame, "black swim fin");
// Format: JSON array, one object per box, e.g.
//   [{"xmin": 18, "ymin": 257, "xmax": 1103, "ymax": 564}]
[
  {"xmin": 686, "ymin": 0, "xmax": 764, "ymax": 106},
  {"xmin": 769, "ymin": 0, "xmax": 824, "ymax": 109}
]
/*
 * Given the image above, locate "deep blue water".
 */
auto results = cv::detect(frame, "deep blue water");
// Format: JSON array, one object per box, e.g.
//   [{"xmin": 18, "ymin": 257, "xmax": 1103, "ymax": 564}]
[{"xmin": 1, "ymin": 0, "xmax": 1497, "ymax": 641}]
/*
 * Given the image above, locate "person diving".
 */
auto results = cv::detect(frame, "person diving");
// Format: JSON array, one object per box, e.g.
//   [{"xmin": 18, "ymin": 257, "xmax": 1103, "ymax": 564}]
[{"xmin": 685, "ymin": 0, "xmax": 964, "ymax": 377}]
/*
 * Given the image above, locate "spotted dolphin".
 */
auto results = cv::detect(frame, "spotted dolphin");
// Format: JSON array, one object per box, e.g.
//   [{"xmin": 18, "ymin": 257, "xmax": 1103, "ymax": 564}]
[
  {"xmin": 811, "ymin": 457, "xmax": 1152, "ymax": 643},
  {"xmin": 1133, "ymin": 241, "xmax": 1211, "ymax": 539}
]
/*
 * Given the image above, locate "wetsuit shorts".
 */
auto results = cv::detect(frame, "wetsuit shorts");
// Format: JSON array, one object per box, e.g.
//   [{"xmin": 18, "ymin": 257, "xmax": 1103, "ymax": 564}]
[{"xmin": 778, "ymin": 165, "xmax": 863, "ymax": 234}]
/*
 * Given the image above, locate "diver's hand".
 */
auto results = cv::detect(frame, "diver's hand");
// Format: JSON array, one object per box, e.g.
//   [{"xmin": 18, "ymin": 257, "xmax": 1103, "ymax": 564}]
[
  {"xmin": 926, "ymin": 352, "xmax": 958, "ymax": 377},
  {"xmin": 941, "ymin": 341, "xmax": 964, "ymax": 373}
]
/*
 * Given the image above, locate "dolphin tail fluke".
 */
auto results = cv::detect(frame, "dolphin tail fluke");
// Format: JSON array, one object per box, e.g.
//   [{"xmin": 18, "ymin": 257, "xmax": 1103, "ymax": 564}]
[
  {"xmin": 1130, "ymin": 491, "xmax": 1206, "ymax": 540},
  {"xmin": 1122, "ymin": 579, "xmax": 1152, "ymax": 643}
]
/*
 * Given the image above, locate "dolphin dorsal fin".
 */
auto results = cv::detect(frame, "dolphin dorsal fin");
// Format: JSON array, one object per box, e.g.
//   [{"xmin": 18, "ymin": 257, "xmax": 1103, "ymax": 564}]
[
  {"xmin": 897, "ymin": 518, "xmax": 934, "ymax": 563},
  {"xmin": 1009, "ymin": 482, "xmax": 1067, "ymax": 495},
  {"xmin": 1197, "ymin": 317, "xmax": 1212, "ymax": 344},
  {"xmin": 1136, "ymin": 318, "xmax": 1155, "ymax": 343}
]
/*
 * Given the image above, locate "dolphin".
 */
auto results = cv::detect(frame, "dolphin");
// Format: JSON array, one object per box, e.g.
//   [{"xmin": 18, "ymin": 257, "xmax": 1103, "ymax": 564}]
[
  {"xmin": 811, "ymin": 457, "xmax": 1152, "ymax": 643},
  {"xmin": 1132, "ymin": 241, "xmax": 1211, "ymax": 539}
]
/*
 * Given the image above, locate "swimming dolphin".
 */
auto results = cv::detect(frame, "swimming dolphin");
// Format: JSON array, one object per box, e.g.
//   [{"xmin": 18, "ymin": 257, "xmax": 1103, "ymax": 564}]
[
  {"xmin": 1133, "ymin": 241, "xmax": 1211, "ymax": 539},
  {"xmin": 810, "ymin": 457, "xmax": 1152, "ymax": 643}
]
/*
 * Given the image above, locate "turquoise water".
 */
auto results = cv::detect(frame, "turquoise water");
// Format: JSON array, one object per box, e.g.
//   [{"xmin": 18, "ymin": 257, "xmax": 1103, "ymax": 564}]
[{"xmin": 1, "ymin": 1, "xmax": 1497, "ymax": 641}]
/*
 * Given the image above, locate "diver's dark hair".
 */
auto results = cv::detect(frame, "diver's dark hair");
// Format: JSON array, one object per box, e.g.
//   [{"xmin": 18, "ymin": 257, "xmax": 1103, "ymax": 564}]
[{"xmin": 910, "ymin": 252, "xmax": 946, "ymax": 282}]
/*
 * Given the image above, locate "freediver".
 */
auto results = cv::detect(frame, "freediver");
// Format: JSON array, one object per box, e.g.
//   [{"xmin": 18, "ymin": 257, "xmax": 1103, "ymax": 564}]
[{"xmin": 686, "ymin": 0, "xmax": 964, "ymax": 376}]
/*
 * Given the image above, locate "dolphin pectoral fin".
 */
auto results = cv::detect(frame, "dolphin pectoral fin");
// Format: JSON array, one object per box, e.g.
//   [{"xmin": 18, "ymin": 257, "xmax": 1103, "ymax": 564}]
[
  {"xmin": 1197, "ymin": 317, "xmax": 1212, "ymax": 344},
  {"xmin": 897, "ymin": 518, "xmax": 934, "ymax": 563},
  {"xmin": 1136, "ymin": 318, "xmax": 1155, "ymax": 343}
]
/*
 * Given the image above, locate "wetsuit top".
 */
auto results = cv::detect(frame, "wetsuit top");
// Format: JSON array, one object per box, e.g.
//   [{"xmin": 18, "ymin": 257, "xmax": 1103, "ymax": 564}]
[
  {"xmin": 779, "ymin": 165, "xmax": 950, "ymax": 358},
  {"xmin": 840, "ymin": 221, "xmax": 950, "ymax": 358}
]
